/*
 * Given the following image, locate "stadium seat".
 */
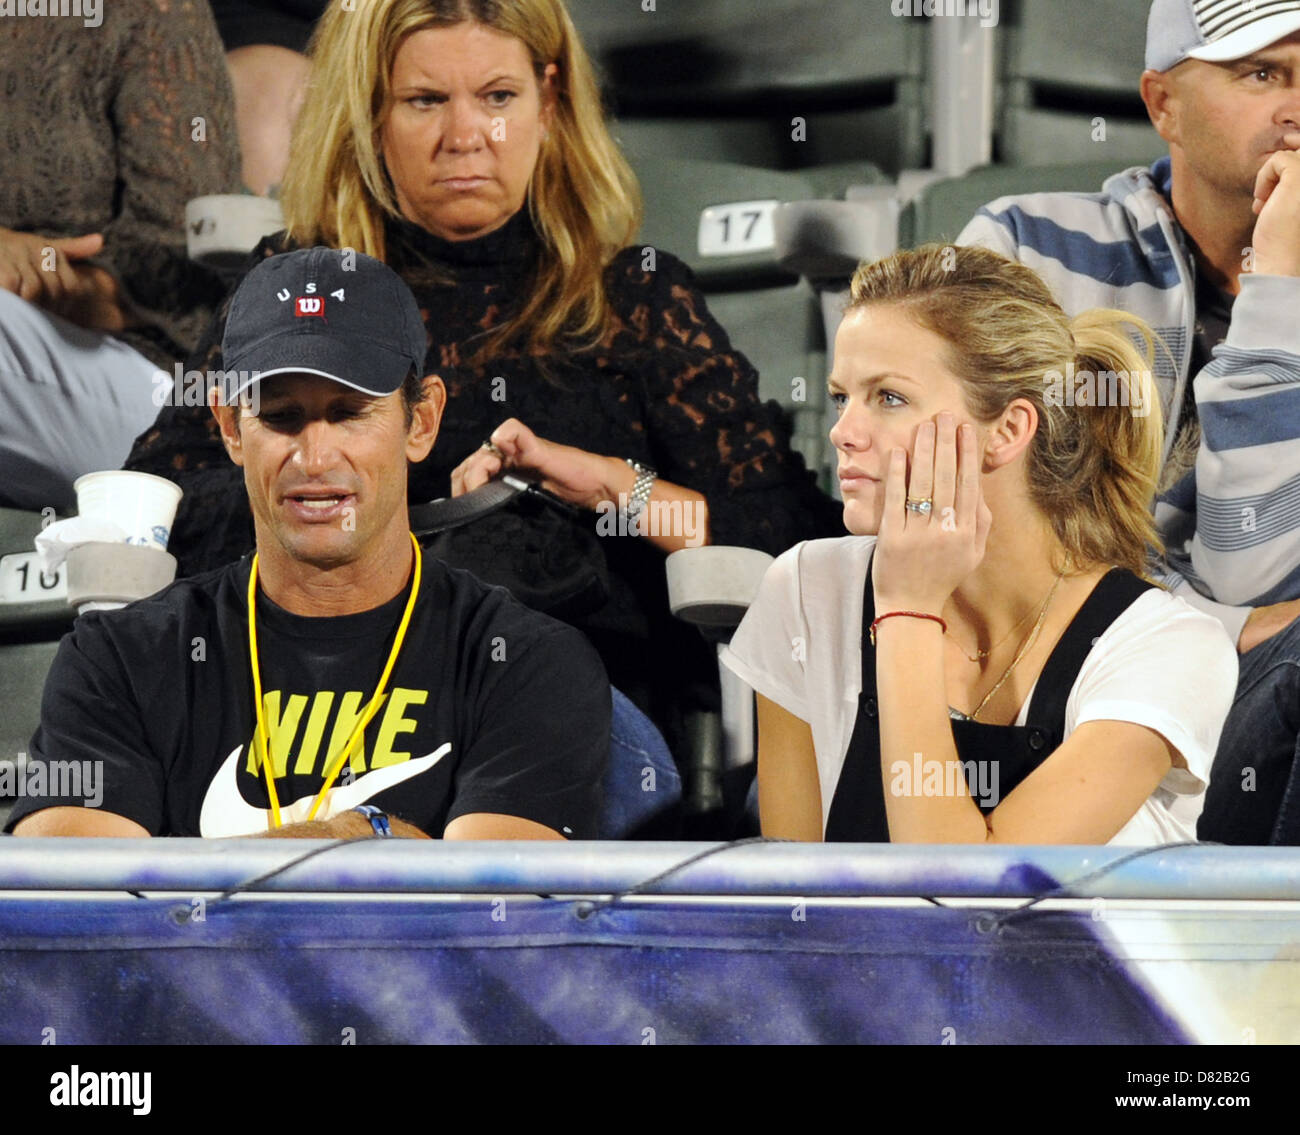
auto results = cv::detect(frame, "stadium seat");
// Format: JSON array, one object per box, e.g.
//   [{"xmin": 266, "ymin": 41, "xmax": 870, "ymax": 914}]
[
  {"xmin": 568, "ymin": 0, "xmax": 927, "ymax": 176},
  {"xmin": 995, "ymin": 0, "xmax": 1162, "ymax": 166},
  {"xmin": 898, "ymin": 159, "xmax": 1153, "ymax": 247},
  {"xmin": 925, "ymin": 4, "xmax": 997, "ymax": 178},
  {"xmin": 0, "ymin": 640, "xmax": 60, "ymax": 789},
  {"xmin": 0, "ymin": 508, "xmax": 72, "ymax": 637},
  {"xmin": 627, "ymin": 149, "xmax": 877, "ymax": 478},
  {"xmin": 769, "ymin": 183, "xmax": 903, "ymax": 478},
  {"xmin": 0, "ymin": 508, "xmax": 72, "ymax": 813},
  {"xmin": 0, "ymin": 508, "xmax": 188, "ymax": 818},
  {"xmin": 666, "ymin": 545, "xmax": 775, "ymax": 834}
]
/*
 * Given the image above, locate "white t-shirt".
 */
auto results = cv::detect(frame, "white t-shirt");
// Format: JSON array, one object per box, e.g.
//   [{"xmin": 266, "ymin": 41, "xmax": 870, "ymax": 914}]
[{"xmin": 720, "ymin": 537, "xmax": 1239, "ymax": 846}]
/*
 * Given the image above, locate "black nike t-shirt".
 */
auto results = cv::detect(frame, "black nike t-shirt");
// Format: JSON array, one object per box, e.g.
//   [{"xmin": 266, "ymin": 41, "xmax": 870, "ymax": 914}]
[{"xmin": 4, "ymin": 555, "xmax": 610, "ymax": 838}]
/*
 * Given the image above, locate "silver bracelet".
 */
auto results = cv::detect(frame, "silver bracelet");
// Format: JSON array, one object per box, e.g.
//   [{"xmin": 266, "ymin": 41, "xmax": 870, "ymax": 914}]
[{"xmin": 623, "ymin": 458, "xmax": 657, "ymax": 523}]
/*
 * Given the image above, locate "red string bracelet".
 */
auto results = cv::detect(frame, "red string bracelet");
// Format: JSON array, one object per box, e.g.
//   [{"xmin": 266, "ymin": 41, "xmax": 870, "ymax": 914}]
[{"xmin": 869, "ymin": 610, "xmax": 947, "ymax": 646}]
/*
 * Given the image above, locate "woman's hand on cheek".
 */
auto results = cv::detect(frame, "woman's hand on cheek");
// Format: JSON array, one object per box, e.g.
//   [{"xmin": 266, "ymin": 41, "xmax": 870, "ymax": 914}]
[{"xmin": 872, "ymin": 414, "xmax": 991, "ymax": 614}]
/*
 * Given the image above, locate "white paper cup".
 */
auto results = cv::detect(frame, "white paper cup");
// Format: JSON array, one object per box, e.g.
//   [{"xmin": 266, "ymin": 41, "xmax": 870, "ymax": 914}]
[{"xmin": 73, "ymin": 471, "xmax": 183, "ymax": 551}]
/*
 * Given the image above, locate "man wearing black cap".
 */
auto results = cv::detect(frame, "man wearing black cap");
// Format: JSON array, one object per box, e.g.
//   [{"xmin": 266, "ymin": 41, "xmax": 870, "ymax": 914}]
[{"xmin": 7, "ymin": 248, "xmax": 610, "ymax": 840}]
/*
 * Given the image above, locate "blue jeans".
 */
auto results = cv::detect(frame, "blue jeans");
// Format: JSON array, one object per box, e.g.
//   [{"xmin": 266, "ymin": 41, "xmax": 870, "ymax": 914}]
[
  {"xmin": 1199, "ymin": 616, "xmax": 1300, "ymax": 845},
  {"xmin": 600, "ymin": 688, "xmax": 682, "ymax": 839}
]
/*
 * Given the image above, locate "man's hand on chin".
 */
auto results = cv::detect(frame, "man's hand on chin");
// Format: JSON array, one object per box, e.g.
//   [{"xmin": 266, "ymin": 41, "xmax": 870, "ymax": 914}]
[{"xmin": 1249, "ymin": 139, "xmax": 1300, "ymax": 277}]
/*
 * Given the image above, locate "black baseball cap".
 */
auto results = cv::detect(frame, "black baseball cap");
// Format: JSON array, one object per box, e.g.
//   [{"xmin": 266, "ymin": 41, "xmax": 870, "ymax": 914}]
[{"xmin": 220, "ymin": 247, "xmax": 427, "ymax": 402}]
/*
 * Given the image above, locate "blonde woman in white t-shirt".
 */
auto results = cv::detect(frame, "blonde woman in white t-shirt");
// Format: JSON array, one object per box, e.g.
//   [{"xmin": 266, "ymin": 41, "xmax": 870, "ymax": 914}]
[{"xmin": 722, "ymin": 244, "xmax": 1237, "ymax": 845}]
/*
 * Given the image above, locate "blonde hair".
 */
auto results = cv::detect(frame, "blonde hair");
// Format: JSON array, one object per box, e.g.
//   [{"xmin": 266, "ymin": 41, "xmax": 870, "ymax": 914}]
[
  {"xmin": 847, "ymin": 244, "xmax": 1165, "ymax": 577},
  {"xmin": 279, "ymin": 0, "xmax": 642, "ymax": 356}
]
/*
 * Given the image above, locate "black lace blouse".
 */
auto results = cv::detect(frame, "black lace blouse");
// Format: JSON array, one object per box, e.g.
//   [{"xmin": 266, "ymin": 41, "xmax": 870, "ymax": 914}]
[{"xmin": 124, "ymin": 209, "xmax": 845, "ymax": 733}]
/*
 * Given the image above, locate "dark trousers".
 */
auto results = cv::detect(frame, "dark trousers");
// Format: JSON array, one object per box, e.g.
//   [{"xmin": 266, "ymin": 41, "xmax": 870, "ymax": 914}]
[{"xmin": 1199, "ymin": 617, "xmax": 1300, "ymax": 845}]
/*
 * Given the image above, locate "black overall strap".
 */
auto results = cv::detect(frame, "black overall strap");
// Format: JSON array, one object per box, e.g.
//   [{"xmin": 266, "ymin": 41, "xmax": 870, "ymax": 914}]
[
  {"xmin": 823, "ymin": 555, "xmax": 889, "ymax": 842},
  {"xmin": 1022, "ymin": 568, "xmax": 1156, "ymax": 739}
]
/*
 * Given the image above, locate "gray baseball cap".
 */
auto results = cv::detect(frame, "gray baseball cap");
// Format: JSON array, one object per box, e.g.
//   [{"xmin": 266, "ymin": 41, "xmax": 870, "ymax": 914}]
[
  {"xmin": 221, "ymin": 247, "xmax": 427, "ymax": 403},
  {"xmin": 1147, "ymin": 0, "xmax": 1300, "ymax": 71}
]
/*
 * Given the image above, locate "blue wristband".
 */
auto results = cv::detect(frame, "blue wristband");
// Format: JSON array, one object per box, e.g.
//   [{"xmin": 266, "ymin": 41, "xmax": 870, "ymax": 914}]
[{"xmin": 352, "ymin": 804, "xmax": 393, "ymax": 838}]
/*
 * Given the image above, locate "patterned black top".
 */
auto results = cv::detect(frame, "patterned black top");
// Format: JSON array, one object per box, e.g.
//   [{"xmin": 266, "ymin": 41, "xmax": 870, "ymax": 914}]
[
  {"xmin": 0, "ymin": 0, "xmax": 240, "ymax": 369},
  {"xmin": 124, "ymin": 208, "xmax": 845, "ymax": 730}
]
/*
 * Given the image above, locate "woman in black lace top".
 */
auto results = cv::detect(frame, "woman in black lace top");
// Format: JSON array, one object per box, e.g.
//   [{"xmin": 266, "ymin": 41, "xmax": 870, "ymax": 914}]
[{"xmin": 125, "ymin": 0, "xmax": 843, "ymax": 750}]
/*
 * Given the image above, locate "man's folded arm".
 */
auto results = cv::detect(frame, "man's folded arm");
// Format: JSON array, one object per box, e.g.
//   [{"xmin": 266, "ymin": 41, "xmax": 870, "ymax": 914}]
[
  {"xmin": 251, "ymin": 813, "xmax": 433, "ymax": 839},
  {"xmin": 443, "ymin": 813, "xmax": 565, "ymax": 840},
  {"xmin": 3, "ymin": 623, "xmax": 167, "ymax": 837},
  {"xmin": 1190, "ymin": 276, "xmax": 1300, "ymax": 607},
  {"xmin": 11, "ymin": 807, "xmax": 150, "ymax": 837}
]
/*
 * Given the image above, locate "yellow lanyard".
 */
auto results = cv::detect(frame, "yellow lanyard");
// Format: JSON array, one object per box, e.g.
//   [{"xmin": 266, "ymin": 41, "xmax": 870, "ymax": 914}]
[{"xmin": 245, "ymin": 532, "xmax": 423, "ymax": 829}]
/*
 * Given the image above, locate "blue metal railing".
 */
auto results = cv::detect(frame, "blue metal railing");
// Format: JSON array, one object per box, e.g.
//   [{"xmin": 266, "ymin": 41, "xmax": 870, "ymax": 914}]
[{"xmin": 1, "ymin": 838, "xmax": 1299, "ymax": 900}]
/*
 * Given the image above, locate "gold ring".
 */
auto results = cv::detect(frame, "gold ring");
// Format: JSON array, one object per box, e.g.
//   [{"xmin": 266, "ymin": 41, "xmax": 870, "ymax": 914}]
[
  {"xmin": 904, "ymin": 497, "xmax": 933, "ymax": 516},
  {"xmin": 481, "ymin": 440, "xmax": 505, "ymax": 459}
]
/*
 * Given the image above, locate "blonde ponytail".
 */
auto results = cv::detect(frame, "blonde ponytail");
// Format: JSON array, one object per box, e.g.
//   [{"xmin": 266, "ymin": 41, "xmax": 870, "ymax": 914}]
[{"xmin": 1035, "ymin": 311, "xmax": 1164, "ymax": 575}]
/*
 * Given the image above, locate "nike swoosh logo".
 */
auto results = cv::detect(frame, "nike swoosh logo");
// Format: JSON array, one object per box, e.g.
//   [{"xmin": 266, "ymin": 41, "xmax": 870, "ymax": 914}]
[{"xmin": 199, "ymin": 742, "xmax": 453, "ymax": 837}]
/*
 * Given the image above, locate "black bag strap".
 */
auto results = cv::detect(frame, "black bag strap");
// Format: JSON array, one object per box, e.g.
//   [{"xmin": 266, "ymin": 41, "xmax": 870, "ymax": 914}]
[
  {"xmin": 408, "ymin": 476, "xmax": 526, "ymax": 537},
  {"xmin": 409, "ymin": 473, "xmax": 585, "ymax": 538}
]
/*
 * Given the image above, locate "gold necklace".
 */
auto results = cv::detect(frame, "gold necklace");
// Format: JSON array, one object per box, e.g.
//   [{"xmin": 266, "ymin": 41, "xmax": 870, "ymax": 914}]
[
  {"xmin": 969, "ymin": 571, "xmax": 1065, "ymax": 722},
  {"xmin": 946, "ymin": 601, "xmax": 1037, "ymax": 663}
]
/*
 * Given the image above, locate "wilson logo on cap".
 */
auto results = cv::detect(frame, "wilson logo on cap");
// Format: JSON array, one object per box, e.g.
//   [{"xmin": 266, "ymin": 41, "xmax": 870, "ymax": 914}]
[{"xmin": 295, "ymin": 296, "xmax": 324, "ymax": 318}]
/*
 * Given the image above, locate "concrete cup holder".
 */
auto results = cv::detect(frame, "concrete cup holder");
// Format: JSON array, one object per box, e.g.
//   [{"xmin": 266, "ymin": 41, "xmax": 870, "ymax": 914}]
[
  {"xmin": 65, "ymin": 543, "xmax": 178, "ymax": 612},
  {"xmin": 665, "ymin": 546, "xmax": 775, "ymax": 629}
]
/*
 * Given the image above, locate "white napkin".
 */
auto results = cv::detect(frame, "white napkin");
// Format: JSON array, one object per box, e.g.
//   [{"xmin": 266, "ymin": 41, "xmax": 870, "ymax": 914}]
[{"xmin": 34, "ymin": 516, "xmax": 131, "ymax": 574}]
